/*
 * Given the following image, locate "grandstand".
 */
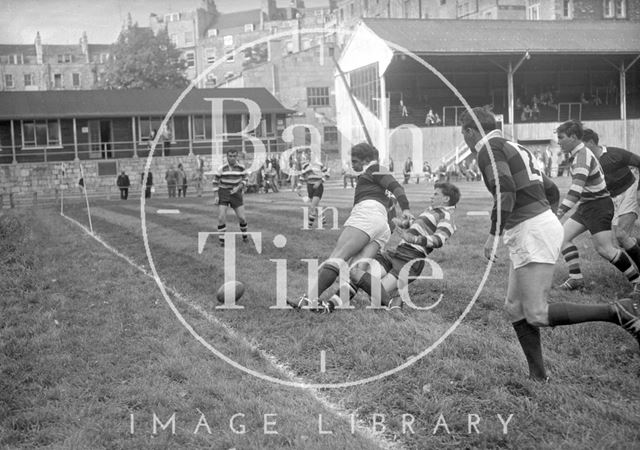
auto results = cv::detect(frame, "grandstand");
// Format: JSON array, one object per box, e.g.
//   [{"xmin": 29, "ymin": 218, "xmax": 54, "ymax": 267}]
[{"xmin": 336, "ymin": 18, "xmax": 640, "ymax": 168}]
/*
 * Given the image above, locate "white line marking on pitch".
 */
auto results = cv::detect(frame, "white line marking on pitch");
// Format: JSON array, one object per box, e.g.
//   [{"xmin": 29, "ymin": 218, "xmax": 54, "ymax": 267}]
[
  {"xmin": 157, "ymin": 209, "xmax": 180, "ymax": 214},
  {"xmin": 60, "ymin": 212, "xmax": 396, "ymax": 450},
  {"xmin": 320, "ymin": 350, "xmax": 326, "ymax": 373},
  {"xmin": 467, "ymin": 211, "xmax": 489, "ymax": 216}
]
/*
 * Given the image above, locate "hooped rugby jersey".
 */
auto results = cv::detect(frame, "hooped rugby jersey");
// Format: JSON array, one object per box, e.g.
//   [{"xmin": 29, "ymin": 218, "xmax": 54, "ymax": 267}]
[
  {"xmin": 395, "ymin": 206, "xmax": 456, "ymax": 259},
  {"xmin": 557, "ymin": 143, "xmax": 609, "ymax": 217},
  {"xmin": 300, "ymin": 162, "xmax": 329, "ymax": 185},
  {"xmin": 212, "ymin": 163, "xmax": 248, "ymax": 192}
]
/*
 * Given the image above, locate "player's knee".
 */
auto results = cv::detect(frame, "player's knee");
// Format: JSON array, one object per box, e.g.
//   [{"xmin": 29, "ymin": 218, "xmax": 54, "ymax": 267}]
[
  {"xmin": 503, "ymin": 297, "xmax": 521, "ymax": 320},
  {"xmin": 522, "ymin": 303, "xmax": 548, "ymax": 327}
]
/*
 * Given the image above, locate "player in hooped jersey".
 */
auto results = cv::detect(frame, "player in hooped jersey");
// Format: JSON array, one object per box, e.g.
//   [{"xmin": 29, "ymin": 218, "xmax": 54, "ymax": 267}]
[
  {"xmin": 461, "ymin": 107, "xmax": 640, "ymax": 381},
  {"xmin": 299, "ymin": 160, "xmax": 329, "ymax": 228},
  {"xmin": 293, "ymin": 142, "xmax": 413, "ymax": 312},
  {"xmin": 582, "ymin": 128, "xmax": 640, "ymax": 276},
  {"xmin": 555, "ymin": 120, "xmax": 640, "ymax": 292},
  {"xmin": 328, "ymin": 182, "xmax": 459, "ymax": 309},
  {"xmin": 212, "ymin": 150, "xmax": 249, "ymax": 246}
]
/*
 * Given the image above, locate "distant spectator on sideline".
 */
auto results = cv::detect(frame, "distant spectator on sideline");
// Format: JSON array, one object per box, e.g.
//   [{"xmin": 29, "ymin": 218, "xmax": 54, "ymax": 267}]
[
  {"xmin": 117, "ymin": 170, "xmax": 130, "ymax": 200},
  {"xmin": 177, "ymin": 163, "xmax": 187, "ymax": 197},
  {"xmin": 400, "ymin": 99, "xmax": 408, "ymax": 117},
  {"xmin": 141, "ymin": 171, "xmax": 153, "ymax": 199},
  {"xmin": 165, "ymin": 165, "xmax": 177, "ymax": 198}
]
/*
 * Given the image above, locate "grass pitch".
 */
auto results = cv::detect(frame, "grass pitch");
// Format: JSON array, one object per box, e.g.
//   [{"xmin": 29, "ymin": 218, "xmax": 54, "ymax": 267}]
[{"xmin": 2, "ymin": 178, "xmax": 640, "ymax": 449}]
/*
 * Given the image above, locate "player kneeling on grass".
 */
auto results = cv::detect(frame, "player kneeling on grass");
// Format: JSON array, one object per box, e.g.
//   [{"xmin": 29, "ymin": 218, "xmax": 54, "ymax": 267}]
[
  {"xmin": 328, "ymin": 182, "xmax": 459, "ymax": 310},
  {"xmin": 213, "ymin": 150, "xmax": 249, "ymax": 246},
  {"xmin": 462, "ymin": 106, "xmax": 640, "ymax": 382}
]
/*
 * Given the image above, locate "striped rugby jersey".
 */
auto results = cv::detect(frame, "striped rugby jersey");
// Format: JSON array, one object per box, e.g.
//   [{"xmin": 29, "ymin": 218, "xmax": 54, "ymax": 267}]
[
  {"xmin": 300, "ymin": 162, "xmax": 328, "ymax": 185},
  {"xmin": 354, "ymin": 162, "xmax": 410, "ymax": 211},
  {"xmin": 597, "ymin": 146, "xmax": 640, "ymax": 197},
  {"xmin": 212, "ymin": 163, "xmax": 248, "ymax": 192},
  {"xmin": 557, "ymin": 143, "xmax": 609, "ymax": 217},
  {"xmin": 396, "ymin": 206, "xmax": 456, "ymax": 258},
  {"xmin": 475, "ymin": 130, "xmax": 556, "ymax": 235}
]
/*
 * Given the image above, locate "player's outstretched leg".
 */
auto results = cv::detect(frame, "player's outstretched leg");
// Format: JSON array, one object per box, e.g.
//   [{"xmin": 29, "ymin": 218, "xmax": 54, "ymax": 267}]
[{"xmin": 559, "ymin": 244, "xmax": 584, "ymax": 290}]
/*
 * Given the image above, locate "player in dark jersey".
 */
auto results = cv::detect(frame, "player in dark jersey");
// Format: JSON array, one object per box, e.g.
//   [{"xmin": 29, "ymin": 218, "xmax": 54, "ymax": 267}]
[
  {"xmin": 555, "ymin": 121, "xmax": 639, "ymax": 292},
  {"xmin": 582, "ymin": 128, "xmax": 640, "ymax": 274},
  {"xmin": 292, "ymin": 142, "xmax": 413, "ymax": 312},
  {"xmin": 328, "ymin": 182, "xmax": 459, "ymax": 309},
  {"xmin": 212, "ymin": 150, "xmax": 249, "ymax": 246},
  {"xmin": 461, "ymin": 107, "xmax": 640, "ymax": 381}
]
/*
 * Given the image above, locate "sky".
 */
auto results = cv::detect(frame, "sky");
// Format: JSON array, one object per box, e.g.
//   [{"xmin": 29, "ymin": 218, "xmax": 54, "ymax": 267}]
[{"xmin": 0, "ymin": 0, "xmax": 330, "ymax": 44}]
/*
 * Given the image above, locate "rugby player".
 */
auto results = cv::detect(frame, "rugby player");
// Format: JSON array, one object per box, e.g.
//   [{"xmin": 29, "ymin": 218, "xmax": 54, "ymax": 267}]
[
  {"xmin": 212, "ymin": 150, "xmax": 249, "ymax": 246},
  {"xmin": 555, "ymin": 120, "xmax": 640, "ymax": 292},
  {"xmin": 298, "ymin": 159, "xmax": 330, "ymax": 228},
  {"xmin": 461, "ymin": 107, "xmax": 640, "ymax": 381}
]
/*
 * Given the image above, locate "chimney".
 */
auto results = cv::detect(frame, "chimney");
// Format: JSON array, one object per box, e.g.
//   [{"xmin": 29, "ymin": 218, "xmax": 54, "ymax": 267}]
[
  {"xmin": 80, "ymin": 31, "xmax": 89, "ymax": 62},
  {"xmin": 267, "ymin": 39, "xmax": 282, "ymax": 62},
  {"xmin": 35, "ymin": 32, "xmax": 43, "ymax": 64}
]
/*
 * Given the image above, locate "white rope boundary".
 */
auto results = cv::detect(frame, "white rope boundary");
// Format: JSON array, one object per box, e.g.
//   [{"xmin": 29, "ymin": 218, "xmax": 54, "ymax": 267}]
[{"xmin": 59, "ymin": 209, "xmax": 403, "ymax": 450}]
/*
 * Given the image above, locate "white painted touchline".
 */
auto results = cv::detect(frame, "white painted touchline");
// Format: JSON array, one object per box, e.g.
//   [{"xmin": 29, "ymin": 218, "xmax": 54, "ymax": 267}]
[
  {"xmin": 59, "ymin": 211, "xmax": 401, "ymax": 450},
  {"xmin": 466, "ymin": 211, "xmax": 490, "ymax": 216},
  {"xmin": 158, "ymin": 209, "xmax": 181, "ymax": 214}
]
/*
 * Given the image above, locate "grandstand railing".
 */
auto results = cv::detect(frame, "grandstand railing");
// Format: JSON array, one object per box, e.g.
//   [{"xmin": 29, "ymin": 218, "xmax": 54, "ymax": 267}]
[{"xmin": 557, "ymin": 103, "xmax": 582, "ymax": 122}]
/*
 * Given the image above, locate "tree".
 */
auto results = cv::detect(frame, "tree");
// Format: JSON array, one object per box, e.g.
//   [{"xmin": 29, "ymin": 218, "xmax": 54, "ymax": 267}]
[{"xmin": 101, "ymin": 23, "xmax": 189, "ymax": 89}]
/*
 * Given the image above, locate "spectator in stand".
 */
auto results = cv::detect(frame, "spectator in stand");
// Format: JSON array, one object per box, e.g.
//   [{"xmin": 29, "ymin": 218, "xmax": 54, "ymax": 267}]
[
  {"xmin": 400, "ymin": 99, "xmax": 409, "ymax": 117},
  {"xmin": 580, "ymin": 92, "xmax": 590, "ymax": 105},
  {"xmin": 434, "ymin": 112, "xmax": 442, "ymax": 126},
  {"xmin": 532, "ymin": 103, "xmax": 540, "ymax": 121},
  {"xmin": 403, "ymin": 157, "xmax": 413, "ymax": 184},
  {"xmin": 425, "ymin": 109, "xmax": 437, "ymax": 126},
  {"xmin": 423, "ymin": 161, "xmax": 432, "ymax": 182},
  {"xmin": 521, "ymin": 105, "xmax": 532, "ymax": 122},
  {"xmin": 389, "ymin": 157, "xmax": 394, "ymax": 174},
  {"xmin": 437, "ymin": 159, "xmax": 448, "ymax": 182}
]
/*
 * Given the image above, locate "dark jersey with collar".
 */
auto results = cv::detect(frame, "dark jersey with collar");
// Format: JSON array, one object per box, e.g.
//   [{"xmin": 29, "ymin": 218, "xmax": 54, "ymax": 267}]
[
  {"xmin": 353, "ymin": 163, "xmax": 409, "ymax": 211},
  {"xmin": 477, "ymin": 136, "xmax": 557, "ymax": 234},
  {"xmin": 598, "ymin": 146, "xmax": 640, "ymax": 197}
]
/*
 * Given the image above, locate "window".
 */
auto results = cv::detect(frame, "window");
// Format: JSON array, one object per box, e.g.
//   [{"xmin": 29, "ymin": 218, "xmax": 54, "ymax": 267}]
[
  {"xmin": 57, "ymin": 54, "xmax": 72, "ymax": 63},
  {"xmin": 72, "ymin": 73, "xmax": 80, "ymax": 87},
  {"xmin": 207, "ymin": 28, "xmax": 218, "ymax": 37},
  {"xmin": 8, "ymin": 54, "xmax": 23, "ymax": 64},
  {"xmin": 527, "ymin": 2, "xmax": 540, "ymax": 19},
  {"xmin": 4, "ymin": 74, "xmax": 14, "ymax": 88},
  {"xmin": 99, "ymin": 53, "xmax": 109, "ymax": 63},
  {"xmin": 226, "ymin": 52, "xmax": 235, "ymax": 63},
  {"xmin": 206, "ymin": 73, "xmax": 217, "ymax": 86},
  {"xmin": 223, "ymin": 35, "xmax": 233, "ymax": 47},
  {"xmin": 53, "ymin": 73, "xmax": 63, "ymax": 88},
  {"xmin": 24, "ymin": 73, "xmax": 33, "ymax": 86},
  {"xmin": 165, "ymin": 12, "xmax": 180, "ymax": 22},
  {"xmin": 206, "ymin": 48, "xmax": 216, "ymax": 64},
  {"xmin": 184, "ymin": 32, "xmax": 193, "ymax": 45},
  {"xmin": 563, "ymin": 0, "xmax": 572, "ymax": 17},
  {"xmin": 192, "ymin": 115, "xmax": 212, "ymax": 141},
  {"xmin": 170, "ymin": 34, "xmax": 178, "ymax": 46},
  {"xmin": 185, "ymin": 52, "xmax": 195, "ymax": 67},
  {"xmin": 307, "ymin": 87, "xmax": 330, "ymax": 107},
  {"xmin": 244, "ymin": 23, "xmax": 255, "ymax": 32},
  {"xmin": 21, "ymin": 120, "xmax": 61, "ymax": 148},
  {"xmin": 604, "ymin": 0, "xmax": 625, "ymax": 16},
  {"xmin": 138, "ymin": 117, "xmax": 170, "ymax": 141},
  {"xmin": 324, "ymin": 126, "xmax": 338, "ymax": 144}
]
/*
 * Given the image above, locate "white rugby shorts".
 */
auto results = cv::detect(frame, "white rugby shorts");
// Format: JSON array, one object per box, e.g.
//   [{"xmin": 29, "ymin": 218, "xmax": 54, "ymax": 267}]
[
  {"xmin": 502, "ymin": 209, "xmax": 563, "ymax": 269},
  {"xmin": 344, "ymin": 199, "xmax": 391, "ymax": 248},
  {"xmin": 612, "ymin": 176, "xmax": 640, "ymax": 225}
]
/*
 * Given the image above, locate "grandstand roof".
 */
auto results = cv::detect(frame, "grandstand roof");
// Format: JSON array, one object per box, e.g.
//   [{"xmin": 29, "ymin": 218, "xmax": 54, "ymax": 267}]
[
  {"xmin": 0, "ymin": 88, "xmax": 293, "ymax": 120},
  {"xmin": 361, "ymin": 18, "xmax": 640, "ymax": 55}
]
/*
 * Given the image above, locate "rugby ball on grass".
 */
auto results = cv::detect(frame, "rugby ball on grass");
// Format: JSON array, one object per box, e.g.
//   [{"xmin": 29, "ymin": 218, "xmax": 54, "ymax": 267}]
[{"xmin": 216, "ymin": 281, "xmax": 245, "ymax": 303}]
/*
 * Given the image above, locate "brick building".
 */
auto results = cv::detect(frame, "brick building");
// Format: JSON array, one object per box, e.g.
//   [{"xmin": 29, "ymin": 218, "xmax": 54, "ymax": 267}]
[{"xmin": 0, "ymin": 32, "xmax": 110, "ymax": 91}]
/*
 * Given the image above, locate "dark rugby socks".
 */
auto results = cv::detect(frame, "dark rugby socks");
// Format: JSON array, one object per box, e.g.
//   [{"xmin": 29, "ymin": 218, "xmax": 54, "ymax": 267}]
[
  {"xmin": 512, "ymin": 319, "xmax": 546, "ymax": 380},
  {"xmin": 217, "ymin": 224, "xmax": 226, "ymax": 245},
  {"xmin": 239, "ymin": 220, "xmax": 248, "ymax": 240},
  {"xmin": 547, "ymin": 302, "xmax": 617, "ymax": 326},
  {"xmin": 317, "ymin": 263, "xmax": 340, "ymax": 296},
  {"xmin": 562, "ymin": 245, "xmax": 583, "ymax": 281}
]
